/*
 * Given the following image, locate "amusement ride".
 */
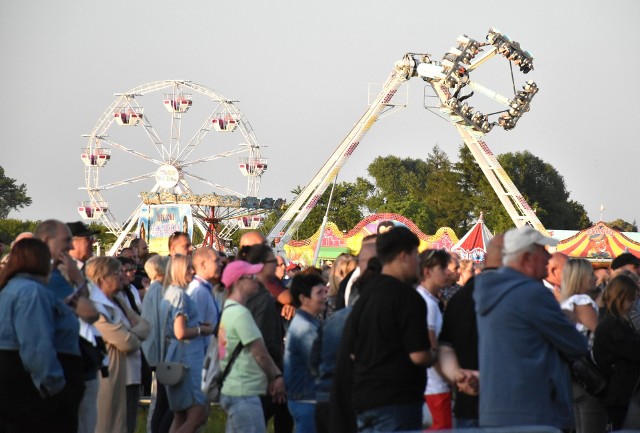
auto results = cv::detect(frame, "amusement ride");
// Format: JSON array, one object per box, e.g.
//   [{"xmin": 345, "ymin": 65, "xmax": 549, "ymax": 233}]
[
  {"xmin": 78, "ymin": 28, "xmax": 545, "ymax": 255},
  {"xmin": 267, "ymin": 27, "xmax": 547, "ymax": 250},
  {"xmin": 79, "ymin": 80, "xmax": 274, "ymax": 255}
]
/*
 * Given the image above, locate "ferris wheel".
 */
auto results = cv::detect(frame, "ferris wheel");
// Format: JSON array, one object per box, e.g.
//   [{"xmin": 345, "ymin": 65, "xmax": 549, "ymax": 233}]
[{"xmin": 79, "ymin": 80, "xmax": 268, "ymax": 255}]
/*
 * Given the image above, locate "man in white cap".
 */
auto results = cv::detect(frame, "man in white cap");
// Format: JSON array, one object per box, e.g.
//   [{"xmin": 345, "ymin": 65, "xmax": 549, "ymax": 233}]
[{"xmin": 473, "ymin": 226, "xmax": 587, "ymax": 430}]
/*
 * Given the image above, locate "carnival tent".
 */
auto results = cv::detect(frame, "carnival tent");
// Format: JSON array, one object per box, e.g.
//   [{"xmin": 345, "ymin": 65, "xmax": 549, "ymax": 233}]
[
  {"xmin": 451, "ymin": 213, "xmax": 494, "ymax": 262},
  {"xmin": 283, "ymin": 213, "xmax": 459, "ymax": 265},
  {"xmin": 555, "ymin": 221, "xmax": 640, "ymax": 260}
]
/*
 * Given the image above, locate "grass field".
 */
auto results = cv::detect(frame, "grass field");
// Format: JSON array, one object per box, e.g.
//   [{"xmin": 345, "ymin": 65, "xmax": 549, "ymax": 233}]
[{"xmin": 135, "ymin": 405, "xmax": 274, "ymax": 433}]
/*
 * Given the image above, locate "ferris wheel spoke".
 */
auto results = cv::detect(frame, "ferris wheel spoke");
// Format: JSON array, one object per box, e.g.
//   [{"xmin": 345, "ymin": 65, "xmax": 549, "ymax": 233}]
[
  {"xmin": 93, "ymin": 172, "xmax": 156, "ymax": 191},
  {"xmin": 181, "ymin": 170, "xmax": 244, "ymax": 196},
  {"xmin": 137, "ymin": 113, "xmax": 167, "ymax": 160},
  {"xmin": 180, "ymin": 147, "xmax": 247, "ymax": 168},
  {"xmin": 100, "ymin": 137, "xmax": 165, "ymax": 166},
  {"xmin": 175, "ymin": 102, "xmax": 225, "ymax": 162}
]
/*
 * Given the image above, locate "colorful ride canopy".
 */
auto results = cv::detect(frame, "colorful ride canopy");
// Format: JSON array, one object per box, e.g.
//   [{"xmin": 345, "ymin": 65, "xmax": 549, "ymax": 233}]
[{"xmin": 283, "ymin": 213, "xmax": 459, "ymax": 265}]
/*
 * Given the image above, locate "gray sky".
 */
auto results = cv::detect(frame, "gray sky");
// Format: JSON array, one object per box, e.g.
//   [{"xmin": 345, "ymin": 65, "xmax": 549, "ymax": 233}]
[{"xmin": 2, "ymin": 0, "xmax": 639, "ymax": 231}]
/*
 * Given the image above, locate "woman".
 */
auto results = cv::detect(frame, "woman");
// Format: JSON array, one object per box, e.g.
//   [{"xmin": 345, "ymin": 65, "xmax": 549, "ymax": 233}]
[
  {"xmin": 417, "ymin": 249, "xmax": 453, "ymax": 430},
  {"xmin": 219, "ymin": 260, "xmax": 286, "ymax": 433},
  {"xmin": 162, "ymin": 255, "xmax": 214, "ymax": 433},
  {"xmin": 0, "ymin": 238, "xmax": 83, "ymax": 433},
  {"xmin": 326, "ymin": 254, "xmax": 357, "ymax": 318},
  {"xmin": 141, "ymin": 255, "xmax": 170, "ymax": 433},
  {"xmin": 285, "ymin": 273, "xmax": 327, "ymax": 433},
  {"xmin": 559, "ymin": 258, "xmax": 607, "ymax": 433},
  {"xmin": 87, "ymin": 256, "xmax": 150, "ymax": 433},
  {"xmin": 593, "ymin": 274, "xmax": 640, "ymax": 429}
]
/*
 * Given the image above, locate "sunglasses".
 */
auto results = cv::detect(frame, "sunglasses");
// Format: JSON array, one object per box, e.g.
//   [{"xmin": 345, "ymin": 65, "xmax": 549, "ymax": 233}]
[{"xmin": 239, "ymin": 274, "xmax": 257, "ymax": 281}]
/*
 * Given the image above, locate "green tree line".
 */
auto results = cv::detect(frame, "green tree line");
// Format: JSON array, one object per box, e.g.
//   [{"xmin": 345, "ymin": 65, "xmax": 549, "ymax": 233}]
[{"xmin": 260, "ymin": 145, "xmax": 597, "ymax": 241}]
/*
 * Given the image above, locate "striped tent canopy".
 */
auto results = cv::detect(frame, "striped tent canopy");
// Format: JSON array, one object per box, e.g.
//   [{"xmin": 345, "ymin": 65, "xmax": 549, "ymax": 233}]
[
  {"xmin": 556, "ymin": 221, "xmax": 640, "ymax": 261},
  {"xmin": 451, "ymin": 213, "xmax": 494, "ymax": 262}
]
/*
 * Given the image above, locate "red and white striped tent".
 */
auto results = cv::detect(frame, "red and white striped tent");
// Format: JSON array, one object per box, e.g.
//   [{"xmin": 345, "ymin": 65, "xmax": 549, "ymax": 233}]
[{"xmin": 451, "ymin": 213, "xmax": 494, "ymax": 262}]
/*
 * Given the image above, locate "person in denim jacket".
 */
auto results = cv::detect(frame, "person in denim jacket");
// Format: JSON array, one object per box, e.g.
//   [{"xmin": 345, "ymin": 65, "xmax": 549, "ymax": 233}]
[
  {"xmin": 0, "ymin": 238, "xmax": 81, "ymax": 433},
  {"xmin": 284, "ymin": 273, "xmax": 327, "ymax": 433}
]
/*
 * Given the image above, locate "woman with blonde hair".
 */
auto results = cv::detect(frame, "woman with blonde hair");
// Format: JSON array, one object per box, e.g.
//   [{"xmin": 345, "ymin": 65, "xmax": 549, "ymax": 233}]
[
  {"xmin": 559, "ymin": 258, "xmax": 606, "ymax": 433},
  {"xmin": 593, "ymin": 274, "xmax": 640, "ymax": 429},
  {"xmin": 162, "ymin": 255, "xmax": 214, "ymax": 433},
  {"xmin": 87, "ymin": 256, "xmax": 150, "ymax": 433}
]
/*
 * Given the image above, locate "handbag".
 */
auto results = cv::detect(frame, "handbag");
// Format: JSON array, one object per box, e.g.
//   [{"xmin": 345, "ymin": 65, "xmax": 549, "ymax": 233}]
[
  {"xmin": 156, "ymin": 361, "xmax": 188, "ymax": 386},
  {"xmin": 571, "ymin": 352, "xmax": 607, "ymax": 397}
]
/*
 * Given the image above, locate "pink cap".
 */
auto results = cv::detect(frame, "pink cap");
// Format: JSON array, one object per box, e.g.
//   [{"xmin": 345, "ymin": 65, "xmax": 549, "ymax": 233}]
[{"xmin": 221, "ymin": 260, "xmax": 263, "ymax": 288}]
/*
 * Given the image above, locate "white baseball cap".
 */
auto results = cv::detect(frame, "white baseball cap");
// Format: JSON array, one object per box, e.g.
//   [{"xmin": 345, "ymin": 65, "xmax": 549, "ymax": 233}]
[{"xmin": 503, "ymin": 226, "xmax": 558, "ymax": 255}]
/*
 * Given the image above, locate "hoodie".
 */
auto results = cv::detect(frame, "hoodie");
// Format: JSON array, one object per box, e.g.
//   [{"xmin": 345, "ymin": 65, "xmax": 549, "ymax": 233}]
[{"xmin": 474, "ymin": 267, "xmax": 587, "ymax": 429}]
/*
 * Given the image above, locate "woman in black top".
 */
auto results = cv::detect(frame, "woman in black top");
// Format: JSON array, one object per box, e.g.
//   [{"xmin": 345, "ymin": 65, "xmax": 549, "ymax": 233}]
[{"xmin": 593, "ymin": 274, "xmax": 640, "ymax": 429}]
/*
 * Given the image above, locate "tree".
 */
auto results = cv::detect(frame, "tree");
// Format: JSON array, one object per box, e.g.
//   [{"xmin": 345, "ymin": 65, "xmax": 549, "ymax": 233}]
[
  {"xmin": 364, "ymin": 155, "xmax": 436, "ymax": 232},
  {"xmin": 0, "ymin": 166, "xmax": 32, "ymax": 218},
  {"xmin": 497, "ymin": 151, "xmax": 591, "ymax": 230},
  {"xmin": 607, "ymin": 218, "xmax": 638, "ymax": 232}
]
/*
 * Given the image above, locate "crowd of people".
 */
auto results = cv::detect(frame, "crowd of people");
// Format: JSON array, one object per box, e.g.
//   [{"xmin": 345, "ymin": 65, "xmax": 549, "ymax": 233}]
[{"xmin": 1, "ymin": 219, "xmax": 640, "ymax": 433}]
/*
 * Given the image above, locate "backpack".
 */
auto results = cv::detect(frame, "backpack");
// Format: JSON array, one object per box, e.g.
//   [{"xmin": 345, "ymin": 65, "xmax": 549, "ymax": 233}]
[{"xmin": 201, "ymin": 304, "xmax": 243, "ymax": 402}]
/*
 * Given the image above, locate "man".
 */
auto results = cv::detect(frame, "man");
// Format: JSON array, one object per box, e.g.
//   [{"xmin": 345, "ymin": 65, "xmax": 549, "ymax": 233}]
[
  {"xmin": 67, "ymin": 222, "xmax": 99, "ymax": 272},
  {"xmin": 440, "ymin": 254, "xmax": 461, "ymax": 307},
  {"xmin": 35, "ymin": 220, "xmax": 98, "ymax": 321},
  {"xmin": 474, "ymin": 226, "xmax": 587, "ymax": 429},
  {"xmin": 610, "ymin": 252, "xmax": 640, "ymax": 276},
  {"xmin": 240, "ymin": 230, "xmax": 268, "ymax": 248},
  {"xmin": 187, "ymin": 247, "xmax": 222, "ymax": 356},
  {"xmin": 336, "ymin": 235, "xmax": 377, "ymax": 310},
  {"xmin": 344, "ymin": 227, "xmax": 432, "ymax": 432},
  {"xmin": 437, "ymin": 234, "xmax": 504, "ymax": 428},
  {"xmin": 275, "ymin": 255, "xmax": 287, "ymax": 282},
  {"xmin": 130, "ymin": 237, "xmax": 149, "ymax": 266},
  {"xmin": 168, "ymin": 231, "xmax": 193, "ymax": 256},
  {"xmin": 544, "ymin": 252, "xmax": 568, "ymax": 301}
]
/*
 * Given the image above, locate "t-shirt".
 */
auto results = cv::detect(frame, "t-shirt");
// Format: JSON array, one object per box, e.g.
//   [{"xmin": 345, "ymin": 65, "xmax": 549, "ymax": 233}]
[
  {"xmin": 347, "ymin": 274, "xmax": 430, "ymax": 411},
  {"xmin": 561, "ymin": 294, "xmax": 598, "ymax": 337},
  {"xmin": 417, "ymin": 286, "xmax": 449, "ymax": 395},
  {"xmin": 438, "ymin": 277, "xmax": 478, "ymax": 420},
  {"xmin": 219, "ymin": 300, "xmax": 267, "ymax": 396}
]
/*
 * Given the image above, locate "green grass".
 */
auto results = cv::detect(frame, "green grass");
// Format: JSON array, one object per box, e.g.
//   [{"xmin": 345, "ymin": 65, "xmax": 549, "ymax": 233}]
[{"xmin": 135, "ymin": 404, "xmax": 274, "ymax": 433}]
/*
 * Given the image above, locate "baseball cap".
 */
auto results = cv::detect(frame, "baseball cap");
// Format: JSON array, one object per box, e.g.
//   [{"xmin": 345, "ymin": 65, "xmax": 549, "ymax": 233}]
[
  {"xmin": 221, "ymin": 260, "xmax": 263, "ymax": 288},
  {"xmin": 67, "ymin": 221, "xmax": 100, "ymax": 238},
  {"xmin": 286, "ymin": 262, "xmax": 301, "ymax": 272},
  {"xmin": 503, "ymin": 226, "xmax": 558, "ymax": 255},
  {"xmin": 611, "ymin": 252, "xmax": 640, "ymax": 271}
]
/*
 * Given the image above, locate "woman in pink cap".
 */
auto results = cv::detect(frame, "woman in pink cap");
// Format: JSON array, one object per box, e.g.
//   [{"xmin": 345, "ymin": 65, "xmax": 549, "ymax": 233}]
[{"xmin": 218, "ymin": 260, "xmax": 287, "ymax": 433}]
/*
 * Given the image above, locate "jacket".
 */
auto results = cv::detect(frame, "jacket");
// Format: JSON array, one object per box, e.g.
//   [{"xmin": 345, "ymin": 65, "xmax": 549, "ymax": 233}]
[
  {"xmin": 284, "ymin": 309, "xmax": 320, "ymax": 401},
  {"xmin": 474, "ymin": 267, "xmax": 587, "ymax": 428},
  {"xmin": 593, "ymin": 312, "xmax": 640, "ymax": 408}
]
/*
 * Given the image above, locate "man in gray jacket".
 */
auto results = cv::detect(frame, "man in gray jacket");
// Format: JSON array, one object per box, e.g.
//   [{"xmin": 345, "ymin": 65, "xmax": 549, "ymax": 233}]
[{"xmin": 474, "ymin": 226, "xmax": 587, "ymax": 429}]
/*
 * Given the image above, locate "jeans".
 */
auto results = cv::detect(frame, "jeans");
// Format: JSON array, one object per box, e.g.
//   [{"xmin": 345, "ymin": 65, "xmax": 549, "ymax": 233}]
[
  {"xmin": 357, "ymin": 402, "xmax": 422, "ymax": 433},
  {"xmin": 288, "ymin": 400, "xmax": 316, "ymax": 433},
  {"xmin": 78, "ymin": 376, "xmax": 99, "ymax": 433},
  {"xmin": 220, "ymin": 394, "xmax": 266, "ymax": 433}
]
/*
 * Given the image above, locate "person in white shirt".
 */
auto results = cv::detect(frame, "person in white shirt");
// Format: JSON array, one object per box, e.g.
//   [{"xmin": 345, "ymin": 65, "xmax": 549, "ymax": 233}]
[{"xmin": 416, "ymin": 249, "xmax": 453, "ymax": 429}]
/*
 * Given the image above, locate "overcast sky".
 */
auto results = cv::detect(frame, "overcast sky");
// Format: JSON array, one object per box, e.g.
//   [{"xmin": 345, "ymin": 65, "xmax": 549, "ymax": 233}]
[{"xmin": 2, "ymin": 0, "xmax": 639, "ymax": 232}]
